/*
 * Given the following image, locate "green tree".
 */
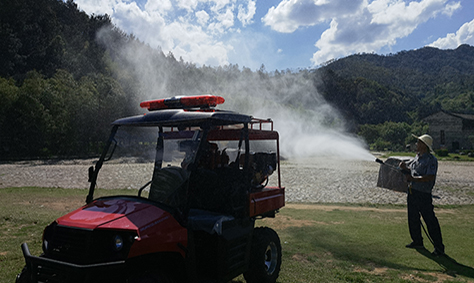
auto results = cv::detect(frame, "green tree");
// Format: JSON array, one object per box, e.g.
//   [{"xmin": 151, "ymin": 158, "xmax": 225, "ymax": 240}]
[{"xmin": 5, "ymin": 71, "xmax": 50, "ymax": 157}]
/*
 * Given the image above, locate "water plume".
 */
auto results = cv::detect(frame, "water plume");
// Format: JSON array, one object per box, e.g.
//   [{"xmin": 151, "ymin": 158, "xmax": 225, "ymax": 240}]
[
  {"xmin": 217, "ymin": 73, "xmax": 376, "ymax": 161},
  {"xmin": 98, "ymin": 28, "xmax": 376, "ymax": 161}
]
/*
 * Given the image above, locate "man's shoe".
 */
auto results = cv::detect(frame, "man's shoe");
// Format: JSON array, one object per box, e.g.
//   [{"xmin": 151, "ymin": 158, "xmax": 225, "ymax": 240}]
[
  {"xmin": 405, "ymin": 242, "xmax": 424, "ymax": 249},
  {"xmin": 432, "ymin": 248, "xmax": 445, "ymax": 256}
]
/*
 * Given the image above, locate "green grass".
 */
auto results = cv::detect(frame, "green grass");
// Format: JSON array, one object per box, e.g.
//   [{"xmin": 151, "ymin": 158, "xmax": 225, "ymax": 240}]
[
  {"xmin": 259, "ymin": 204, "xmax": 474, "ymax": 283},
  {"xmin": 436, "ymin": 153, "xmax": 474, "ymax": 162},
  {"xmin": 2, "ymin": 188, "xmax": 474, "ymax": 283}
]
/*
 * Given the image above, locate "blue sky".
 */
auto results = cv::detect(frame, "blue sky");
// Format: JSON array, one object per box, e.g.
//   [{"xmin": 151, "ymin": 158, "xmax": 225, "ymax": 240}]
[{"xmin": 74, "ymin": 0, "xmax": 474, "ymax": 72}]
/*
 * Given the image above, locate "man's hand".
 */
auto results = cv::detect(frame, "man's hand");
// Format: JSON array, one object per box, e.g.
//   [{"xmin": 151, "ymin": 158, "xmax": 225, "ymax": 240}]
[
  {"xmin": 404, "ymin": 173, "xmax": 435, "ymax": 183},
  {"xmin": 399, "ymin": 161, "xmax": 408, "ymax": 170},
  {"xmin": 399, "ymin": 161, "xmax": 411, "ymax": 175}
]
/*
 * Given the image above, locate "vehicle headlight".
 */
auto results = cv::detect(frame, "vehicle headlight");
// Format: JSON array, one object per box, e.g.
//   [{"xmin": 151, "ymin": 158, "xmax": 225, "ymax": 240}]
[{"xmin": 113, "ymin": 235, "xmax": 124, "ymax": 251}]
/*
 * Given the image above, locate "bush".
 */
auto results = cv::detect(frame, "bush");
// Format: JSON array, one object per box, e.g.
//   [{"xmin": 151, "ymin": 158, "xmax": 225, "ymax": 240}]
[
  {"xmin": 372, "ymin": 138, "xmax": 391, "ymax": 151},
  {"xmin": 436, "ymin": 149, "xmax": 449, "ymax": 157}
]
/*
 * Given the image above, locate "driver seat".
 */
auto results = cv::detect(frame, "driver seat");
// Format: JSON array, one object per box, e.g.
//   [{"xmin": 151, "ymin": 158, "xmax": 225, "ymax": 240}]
[{"xmin": 149, "ymin": 166, "xmax": 188, "ymax": 205}]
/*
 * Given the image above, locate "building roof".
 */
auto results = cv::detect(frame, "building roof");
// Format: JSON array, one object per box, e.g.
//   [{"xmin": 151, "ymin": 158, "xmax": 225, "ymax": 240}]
[
  {"xmin": 449, "ymin": 112, "xmax": 474, "ymax": 120},
  {"xmin": 424, "ymin": 110, "xmax": 474, "ymax": 121}
]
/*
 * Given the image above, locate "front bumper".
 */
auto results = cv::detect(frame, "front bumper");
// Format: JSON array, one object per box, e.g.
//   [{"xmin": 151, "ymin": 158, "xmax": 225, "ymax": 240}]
[{"xmin": 20, "ymin": 243, "xmax": 127, "ymax": 283}]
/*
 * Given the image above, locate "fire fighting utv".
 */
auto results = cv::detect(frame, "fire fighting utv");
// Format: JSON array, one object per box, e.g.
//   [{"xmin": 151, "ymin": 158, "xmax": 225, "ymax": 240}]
[{"xmin": 17, "ymin": 95, "xmax": 285, "ymax": 283}]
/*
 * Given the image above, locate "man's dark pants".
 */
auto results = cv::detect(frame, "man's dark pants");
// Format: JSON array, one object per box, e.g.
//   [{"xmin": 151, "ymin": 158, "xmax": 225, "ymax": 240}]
[{"xmin": 407, "ymin": 189, "xmax": 444, "ymax": 251}]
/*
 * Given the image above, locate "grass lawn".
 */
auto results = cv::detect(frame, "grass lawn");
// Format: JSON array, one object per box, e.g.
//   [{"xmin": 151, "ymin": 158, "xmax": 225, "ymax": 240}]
[{"xmin": 2, "ymin": 187, "xmax": 474, "ymax": 282}]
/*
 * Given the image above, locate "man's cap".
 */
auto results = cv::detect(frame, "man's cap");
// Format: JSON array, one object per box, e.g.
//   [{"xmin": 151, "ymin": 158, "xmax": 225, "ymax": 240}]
[{"xmin": 412, "ymin": 134, "xmax": 434, "ymax": 153}]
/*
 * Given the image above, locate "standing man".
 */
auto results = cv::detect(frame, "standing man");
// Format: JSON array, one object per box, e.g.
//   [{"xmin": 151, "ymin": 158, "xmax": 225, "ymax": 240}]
[{"xmin": 399, "ymin": 134, "xmax": 445, "ymax": 256}]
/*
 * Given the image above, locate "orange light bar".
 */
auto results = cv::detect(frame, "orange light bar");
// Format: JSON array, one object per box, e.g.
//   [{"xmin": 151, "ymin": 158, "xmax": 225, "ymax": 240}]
[{"xmin": 140, "ymin": 95, "xmax": 225, "ymax": 111}]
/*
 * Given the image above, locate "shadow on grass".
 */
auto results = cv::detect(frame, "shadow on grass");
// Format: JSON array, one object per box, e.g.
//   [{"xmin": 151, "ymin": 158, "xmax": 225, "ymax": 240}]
[
  {"xmin": 416, "ymin": 248, "xmax": 474, "ymax": 279},
  {"xmin": 287, "ymin": 226, "xmax": 414, "ymax": 273}
]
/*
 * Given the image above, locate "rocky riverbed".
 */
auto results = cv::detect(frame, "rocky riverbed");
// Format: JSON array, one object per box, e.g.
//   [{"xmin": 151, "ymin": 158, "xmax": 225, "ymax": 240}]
[{"xmin": 1, "ymin": 156, "xmax": 473, "ymax": 205}]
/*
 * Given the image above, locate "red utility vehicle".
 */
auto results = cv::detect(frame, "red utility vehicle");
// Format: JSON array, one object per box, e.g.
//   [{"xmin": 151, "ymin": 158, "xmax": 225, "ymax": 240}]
[{"xmin": 17, "ymin": 95, "xmax": 285, "ymax": 283}]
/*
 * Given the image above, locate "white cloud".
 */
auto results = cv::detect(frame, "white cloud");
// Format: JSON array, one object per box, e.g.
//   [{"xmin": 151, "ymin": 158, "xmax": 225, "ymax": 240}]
[
  {"xmin": 145, "ymin": 0, "xmax": 172, "ymax": 13},
  {"xmin": 210, "ymin": 0, "xmax": 234, "ymax": 13},
  {"xmin": 442, "ymin": 1, "xmax": 461, "ymax": 16},
  {"xmin": 207, "ymin": 7, "xmax": 235, "ymax": 34},
  {"xmin": 157, "ymin": 19, "xmax": 233, "ymax": 65},
  {"xmin": 262, "ymin": 0, "xmax": 364, "ymax": 33},
  {"xmin": 237, "ymin": 0, "xmax": 256, "ymax": 27},
  {"xmin": 74, "ymin": 0, "xmax": 253, "ymax": 67},
  {"xmin": 195, "ymin": 10, "xmax": 210, "ymax": 26},
  {"xmin": 262, "ymin": 0, "xmax": 462, "ymax": 66},
  {"xmin": 219, "ymin": 7, "xmax": 235, "ymax": 29},
  {"xmin": 112, "ymin": 1, "xmax": 168, "ymax": 49},
  {"xmin": 175, "ymin": 0, "xmax": 199, "ymax": 12},
  {"xmin": 429, "ymin": 18, "xmax": 474, "ymax": 48},
  {"xmin": 74, "ymin": 0, "xmax": 117, "ymax": 15},
  {"xmin": 74, "ymin": 0, "xmax": 468, "ymax": 70}
]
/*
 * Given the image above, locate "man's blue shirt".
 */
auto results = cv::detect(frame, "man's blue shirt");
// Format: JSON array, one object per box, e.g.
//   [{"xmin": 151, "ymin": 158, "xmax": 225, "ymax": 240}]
[{"xmin": 409, "ymin": 152, "xmax": 438, "ymax": 194}]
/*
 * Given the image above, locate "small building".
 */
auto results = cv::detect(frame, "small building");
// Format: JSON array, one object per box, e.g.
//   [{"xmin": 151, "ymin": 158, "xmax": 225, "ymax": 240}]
[{"xmin": 422, "ymin": 111, "xmax": 474, "ymax": 151}]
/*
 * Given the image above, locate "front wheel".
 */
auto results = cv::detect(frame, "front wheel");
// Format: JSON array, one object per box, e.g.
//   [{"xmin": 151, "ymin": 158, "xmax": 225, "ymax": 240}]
[
  {"xmin": 16, "ymin": 266, "xmax": 30, "ymax": 283},
  {"xmin": 244, "ymin": 227, "xmax": 282, "ymax": 283},
  {"xmin": 128, "ymin": 270, "xmax": 174, "ymax": 283}
]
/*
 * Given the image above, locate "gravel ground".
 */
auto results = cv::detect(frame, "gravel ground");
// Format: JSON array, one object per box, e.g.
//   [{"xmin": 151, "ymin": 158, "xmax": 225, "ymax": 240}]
[{"xmin": 1, "ymin": 156, "xmax": 473, "ymax": 205}]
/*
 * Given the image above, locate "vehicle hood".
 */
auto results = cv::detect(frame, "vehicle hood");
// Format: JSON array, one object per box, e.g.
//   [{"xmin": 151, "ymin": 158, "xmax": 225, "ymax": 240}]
[{"xmin": 56, "ymin": 198, "xmax": 172, "ymax": 231}]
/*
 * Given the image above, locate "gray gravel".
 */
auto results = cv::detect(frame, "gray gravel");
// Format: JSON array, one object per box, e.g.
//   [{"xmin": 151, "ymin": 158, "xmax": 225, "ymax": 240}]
[
  {"xmin": 279, "ymin": 157, "xmax": 474, "ymax": 205},
  {"xmin": 1, "ymin": 157, "xmax": 473, "ymax": 205}
]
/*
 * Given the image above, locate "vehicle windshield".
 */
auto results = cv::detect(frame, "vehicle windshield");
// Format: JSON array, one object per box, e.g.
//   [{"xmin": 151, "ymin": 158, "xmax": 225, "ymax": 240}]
[
  {"xmin": 92, "ymin": 124, "xmax": 279, "ymax": 214},
  {"xmin": 92, "ymin": 126, "xmax": 197, "ymax": 205}
]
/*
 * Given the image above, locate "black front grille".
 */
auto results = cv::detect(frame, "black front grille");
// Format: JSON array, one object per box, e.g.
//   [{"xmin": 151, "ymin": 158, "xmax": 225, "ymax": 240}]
[
  {"xmin": 43, "ymin": 223, "xmax": 135, "ymax": 264},
  {"xmin": 48, "ymin": 225, "xmax": 94, "ymax": 263}
]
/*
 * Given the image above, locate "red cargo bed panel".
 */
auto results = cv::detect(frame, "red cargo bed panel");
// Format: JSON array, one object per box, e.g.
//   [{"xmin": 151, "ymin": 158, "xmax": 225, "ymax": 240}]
[{"xmin": 249, "ymin": 187, "xmax": 285, "ymax": 217}]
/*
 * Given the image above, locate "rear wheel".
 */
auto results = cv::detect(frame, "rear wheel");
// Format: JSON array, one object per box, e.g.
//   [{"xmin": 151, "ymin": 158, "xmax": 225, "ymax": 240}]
[{"xmin": 244, "ymin": 227, "xmax": 282, "ymax": 283}]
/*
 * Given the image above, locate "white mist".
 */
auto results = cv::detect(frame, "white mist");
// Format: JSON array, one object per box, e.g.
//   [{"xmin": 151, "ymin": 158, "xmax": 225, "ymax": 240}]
[{"xmin": 98, "ymin": 28, "xmax": 376, "ymax": 162}]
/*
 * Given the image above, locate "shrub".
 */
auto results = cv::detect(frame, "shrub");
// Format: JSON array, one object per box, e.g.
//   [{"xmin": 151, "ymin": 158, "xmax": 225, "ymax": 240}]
[
  {"xmin": 436, "ymin": 149, "xmax": 449, "ymax": 157},
  {"xmin": 372, "ymin": 139, "xmax": 391, "ymax": 151}
]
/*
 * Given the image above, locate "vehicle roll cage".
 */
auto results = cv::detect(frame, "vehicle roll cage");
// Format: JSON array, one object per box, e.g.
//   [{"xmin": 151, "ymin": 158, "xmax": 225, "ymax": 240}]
[{"xmin": 86, "ymin": 109, "xmax": 281, "ymax": 205}]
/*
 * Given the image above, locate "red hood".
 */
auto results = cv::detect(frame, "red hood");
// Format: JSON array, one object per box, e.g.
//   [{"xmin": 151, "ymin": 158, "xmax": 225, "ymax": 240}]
[{"xmin": 57, "ymin": 198, "xmax": 172, "ymax": 231}]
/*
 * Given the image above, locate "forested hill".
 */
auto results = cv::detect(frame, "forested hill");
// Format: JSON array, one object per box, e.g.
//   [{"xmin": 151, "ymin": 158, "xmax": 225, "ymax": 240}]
[
  {"xmin": 1, "ymin": 0, "xmax": 474, "ymax": 158},
  {"xmin": 325, "ymin": 44, "xmax": 474, "ymax": 79},
  {"xmin": 0, "ymin": 0, "xmax": 114, "ymax": 79},
  {"xmin": 316, "ymin": 45, "xmax": 474, "ymax": 124}
]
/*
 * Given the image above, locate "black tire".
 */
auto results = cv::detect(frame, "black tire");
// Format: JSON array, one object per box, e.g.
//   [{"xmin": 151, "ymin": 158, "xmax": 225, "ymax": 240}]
[
  {"xmin": 15, "ymin": 266, "xmax": 30, "ymax": 283},
  {"xmin": 244, "ymin": 227, "xmax": 282, "ymax": 283},
  {"xmin": 128, "ymin": 270, "xmax": 174, "ymax": 283}
]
